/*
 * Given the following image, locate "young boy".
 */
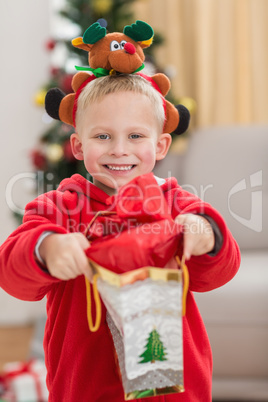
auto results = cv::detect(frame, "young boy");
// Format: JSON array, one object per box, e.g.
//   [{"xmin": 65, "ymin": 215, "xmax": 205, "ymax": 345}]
[{"xmin": 0, "ymin": 74, "xmax": 240, "ymax": 401}]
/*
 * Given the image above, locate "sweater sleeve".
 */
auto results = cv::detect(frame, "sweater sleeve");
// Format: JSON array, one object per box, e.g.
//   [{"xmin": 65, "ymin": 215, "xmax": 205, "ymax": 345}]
[
  {"xmin": 0, "ymin": 191, "xmax": 70, "ymax": 301},
  {"xmin": 171, "ymin": 187, "xmax": 241, "ymax": 292}
]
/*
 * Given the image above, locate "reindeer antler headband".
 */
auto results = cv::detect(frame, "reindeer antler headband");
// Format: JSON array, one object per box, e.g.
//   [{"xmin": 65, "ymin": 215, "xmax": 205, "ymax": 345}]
[{"xmin": 45, "ymin": 20, "xmax": 190, "ymax": 135}]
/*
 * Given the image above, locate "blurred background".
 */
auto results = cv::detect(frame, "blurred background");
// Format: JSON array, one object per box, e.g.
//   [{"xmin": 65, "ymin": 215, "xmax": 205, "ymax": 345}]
[{"xmin": 0, "ymin": 0, "xmax": 267, "ymax": 400}]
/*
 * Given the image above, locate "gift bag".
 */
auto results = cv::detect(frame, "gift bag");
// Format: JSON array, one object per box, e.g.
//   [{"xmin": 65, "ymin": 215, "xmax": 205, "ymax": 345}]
[
  {"xmin": 85, "ymin": 260, "xmax": 188, "ymax": 399},
  {"xmin": 84, "ymin": 174, "xmax": 189, "ymax": 398}
]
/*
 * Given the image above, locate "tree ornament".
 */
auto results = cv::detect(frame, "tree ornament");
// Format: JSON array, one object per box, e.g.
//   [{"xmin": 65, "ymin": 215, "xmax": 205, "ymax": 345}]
[
  {"xmin": 50, "ymin": 66, "xmax": 61, "ymax": 78},
  {"xmin": 178, "ymin": 97, "xmax": 197, "ymax": 116},
  {"xmin": 139, "ymin": 328, "xmax": 167, "ymax": 364},
  {"xmin": 63, "ymin": 140, "xmax": 76, "ymax": 161},
  {"xmin": 60, "ymin": 74, "xmax": 74, "ymax": 94},
  {"xmin": 45, "ymin": 39, "xmax": 56, "ymax": 51},
  {"xmin": 91, "ymin": 0, "xmax": 112, "ymax": 14},
  {"xmin": 97, "ymin": 18, "xmax": 108, "ymax": 28},
  {"xmin": 30, "ymin": 150, "xmax": 47, "ymax": 170},
  {"xmin": 46, "ymin": 143, "xmax": 64, "ymax": 163},
  {"xmin": 34, "ymin": 89, "xmax": 47, "ymax": 106}
]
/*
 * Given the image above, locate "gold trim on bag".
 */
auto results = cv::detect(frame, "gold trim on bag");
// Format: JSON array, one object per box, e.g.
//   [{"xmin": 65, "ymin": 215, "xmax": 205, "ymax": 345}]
[
  {"xmin": 88, "ymin": 260, "xmax": 183, "ymax": 287},
  {"xmin": 176, "ymin": 255, "xmax": 189, "ymax": 316}
]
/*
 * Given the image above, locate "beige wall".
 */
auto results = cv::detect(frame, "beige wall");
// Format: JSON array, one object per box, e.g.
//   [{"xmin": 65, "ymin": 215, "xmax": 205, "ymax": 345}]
[
  {"xmin": 0, "ymin": 0, "xmax": 50, "ymax": 324},
  {"xmin": 0, "ymin": 0, "xmax": 51, "ymax": 244}
]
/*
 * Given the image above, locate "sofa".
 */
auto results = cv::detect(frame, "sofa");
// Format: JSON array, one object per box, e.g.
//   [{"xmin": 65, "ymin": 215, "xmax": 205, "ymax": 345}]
[{"xmin": 154, "ymin": 125, "xmax": 268, "ymax": 400}]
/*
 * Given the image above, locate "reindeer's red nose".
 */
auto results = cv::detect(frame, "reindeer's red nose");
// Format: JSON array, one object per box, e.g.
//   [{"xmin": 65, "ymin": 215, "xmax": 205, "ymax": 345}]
[{"xmin": 124, "ymin": 42, "xmax": 136, "ymax": 55}]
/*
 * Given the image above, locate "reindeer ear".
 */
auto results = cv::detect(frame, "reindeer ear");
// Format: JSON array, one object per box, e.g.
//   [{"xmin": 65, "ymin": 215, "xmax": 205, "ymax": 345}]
[
  {"xmin": 123, "ymin": 20, "xmax": 154, "ymax": 47},
  {"xmin": 137, "ymin": 38, "xmax": 153, "ymax": 49},
  {"xmin": 72, "ymin": 37, "xmax": 93, "ymax": 52}
]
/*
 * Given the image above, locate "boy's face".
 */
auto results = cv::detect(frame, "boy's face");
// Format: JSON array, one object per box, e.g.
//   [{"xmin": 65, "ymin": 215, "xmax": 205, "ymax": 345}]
[{"xmin": 71, "ymin": 91, "xmax": 171, "ymax": 195}]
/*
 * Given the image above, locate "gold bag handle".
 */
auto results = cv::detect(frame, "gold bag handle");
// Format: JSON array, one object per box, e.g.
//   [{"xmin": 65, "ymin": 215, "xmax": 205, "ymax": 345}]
[
  {"xmin": 85, "ymin": 274, "xmax": 102, "ymax": 332},
  {"xmin": 84, "ymin": 211, "xmax": 115, "ymax": 332},
  {"xmin": 176, "ymin": 255, "xmax": 189, "ymax": 316}
]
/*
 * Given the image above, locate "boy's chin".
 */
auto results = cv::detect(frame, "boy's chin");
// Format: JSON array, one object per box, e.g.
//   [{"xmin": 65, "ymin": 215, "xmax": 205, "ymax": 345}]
[
  {"xmin": 92, "ymin": 175, "xmax": 138, "ymax": 196},
  {"xmin": 92, "ymin": 177, "xmax": 119, "ymax": 196}
]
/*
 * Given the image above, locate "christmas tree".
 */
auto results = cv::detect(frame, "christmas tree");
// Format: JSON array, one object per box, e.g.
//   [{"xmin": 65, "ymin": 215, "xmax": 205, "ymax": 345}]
[{"xmin": 139, "ymin": 328, "xmax": 167, "ymax": 364}]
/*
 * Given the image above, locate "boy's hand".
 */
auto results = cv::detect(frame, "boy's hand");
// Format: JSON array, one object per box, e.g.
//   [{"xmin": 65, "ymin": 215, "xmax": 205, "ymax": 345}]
[
  {"xmin": 39, "ymin": 233, "xmax": 92, "ymax": 281},
  {"xmin": 175, "ymin": 214, "xmax": 215, "ymax": 260}
]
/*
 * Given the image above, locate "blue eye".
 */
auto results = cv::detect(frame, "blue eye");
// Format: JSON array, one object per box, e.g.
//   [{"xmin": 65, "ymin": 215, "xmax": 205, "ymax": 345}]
[
  {"xmin": 98, "ymin": 134, "xmax": 109, "ymax": 140},
  {"xmin": 130, "ymin": 134, "xmax": 141, "ymax": 139}
]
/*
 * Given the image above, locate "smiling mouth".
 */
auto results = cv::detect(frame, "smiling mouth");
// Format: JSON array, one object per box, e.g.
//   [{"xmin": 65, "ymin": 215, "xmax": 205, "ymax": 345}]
[{"xmin": 104, "ymin": 164, "xmax": 135, "ymax": 171}]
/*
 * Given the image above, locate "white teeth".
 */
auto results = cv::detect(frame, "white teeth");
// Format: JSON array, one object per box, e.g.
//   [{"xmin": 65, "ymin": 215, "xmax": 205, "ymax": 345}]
[{"xmin": 106, "ymin": 165, "xmax": 133, "ymax": 171}]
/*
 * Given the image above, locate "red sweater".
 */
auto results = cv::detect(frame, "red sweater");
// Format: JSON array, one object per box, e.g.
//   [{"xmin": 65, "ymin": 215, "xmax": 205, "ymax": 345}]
[{"xmin": 0, "ymin": 174, "xmax": 240, "ymax": 402}]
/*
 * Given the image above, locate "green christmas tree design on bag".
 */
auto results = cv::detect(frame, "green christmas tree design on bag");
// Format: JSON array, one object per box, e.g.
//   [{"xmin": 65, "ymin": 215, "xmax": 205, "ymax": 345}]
[{"xmin": 139, "ymin": 328, "xmax": 167, "ymax": 364}]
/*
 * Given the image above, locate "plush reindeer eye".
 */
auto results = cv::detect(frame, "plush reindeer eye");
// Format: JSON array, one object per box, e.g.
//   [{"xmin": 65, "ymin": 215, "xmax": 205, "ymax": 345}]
[
  {"xmin": 120, "ymin": 40, "xmax": 127, "ymax": 49},
  {"xmin": 110, "ymin": 40, "xmax": 120, "ymax": 51}
]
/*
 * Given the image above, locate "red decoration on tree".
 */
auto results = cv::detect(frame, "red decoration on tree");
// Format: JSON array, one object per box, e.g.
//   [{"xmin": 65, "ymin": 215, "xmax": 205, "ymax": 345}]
[
  {"xmin": 30, "ymin": 150, "xmax": 47, "ymax": 170},
  {"xmin": 63, "ymin": 140, "xmax": 76, "ymax": 162},
  {"xmin": 50, "ymin": 66, "xmax": 61, "ymax": 78},
  {"xmin": 60, "ymin": 74, "xmax": 74, "ymax": 94},
  {"xmin": 45, "ymin": 39, "xmax": 56, "ymax": 51}
]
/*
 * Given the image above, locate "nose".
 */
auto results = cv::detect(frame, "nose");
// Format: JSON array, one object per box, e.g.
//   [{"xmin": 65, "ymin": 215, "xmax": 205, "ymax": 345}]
[
  {"xmin": 109, "ymin": 138, "xmax": 129, "ymax": 157},
  {"xmin": 124, "ymin": 42, "xmax": 136, "ymax": 55}
]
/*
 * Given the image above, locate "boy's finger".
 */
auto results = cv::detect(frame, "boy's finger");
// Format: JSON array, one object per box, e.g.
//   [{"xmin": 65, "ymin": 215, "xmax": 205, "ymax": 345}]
[
  {"xmin": 174, "ymin": 214, "xmax": 187, "ymax": 226},
  {"xmin": 73, "ymin": 248, "xmax": 93, "ymax": 280},
  {"xmin": 80, "ymin": 257, "xmax": 93, "ymax": 281},
  {"xmin": 175, "ymin": 214, "xmax": 192, "ymax": 259},
  {"xmin": 183, "ymin": 233, "xmax": 193, "ymax": 260},
  {"xmin": 73, "ymin": 232, "xmax": 91, "ymax": 249},
  {"xmin": 84, "ymin": 266, "xmax": 93, "ymax": 281}
]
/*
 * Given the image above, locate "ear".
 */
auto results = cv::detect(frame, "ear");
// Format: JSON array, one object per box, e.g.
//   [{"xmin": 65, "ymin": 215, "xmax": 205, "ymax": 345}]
[
  {"xmin": 70, "ymin": 133, "xmax": 84, "ymax": 161},
  {"xmin": 137, "ymin": 38, "xmax": 153, "ymax": 49},
  {"xmin": 155, "ymin": 133, "xmax": 172, "ymax": 161},
  {"xmin": 72, "ymin": 37, "xmax": 94, "ymax": 52}
]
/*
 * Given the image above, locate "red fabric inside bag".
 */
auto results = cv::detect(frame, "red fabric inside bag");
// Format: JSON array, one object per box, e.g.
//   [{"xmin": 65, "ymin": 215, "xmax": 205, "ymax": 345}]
[{"xmin": 85, "ymin": 174, "xmax": 182, "ymax": 273}]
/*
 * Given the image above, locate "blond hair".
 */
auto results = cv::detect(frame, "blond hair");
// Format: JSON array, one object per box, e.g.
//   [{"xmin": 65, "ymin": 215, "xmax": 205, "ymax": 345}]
[{"xmin": 76, "ymin": 74, "xmax": 165, "ymax": 131}]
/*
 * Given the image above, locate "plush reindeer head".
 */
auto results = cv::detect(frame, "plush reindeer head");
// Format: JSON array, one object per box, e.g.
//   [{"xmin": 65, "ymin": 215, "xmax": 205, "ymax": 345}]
[
  {"xmin": 45, "ymin": 20, "xmax": 190, "ymax": 134},
  {"xmin": 72, "ymin": 20, "xmax": 153, "ymax": 75}
]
